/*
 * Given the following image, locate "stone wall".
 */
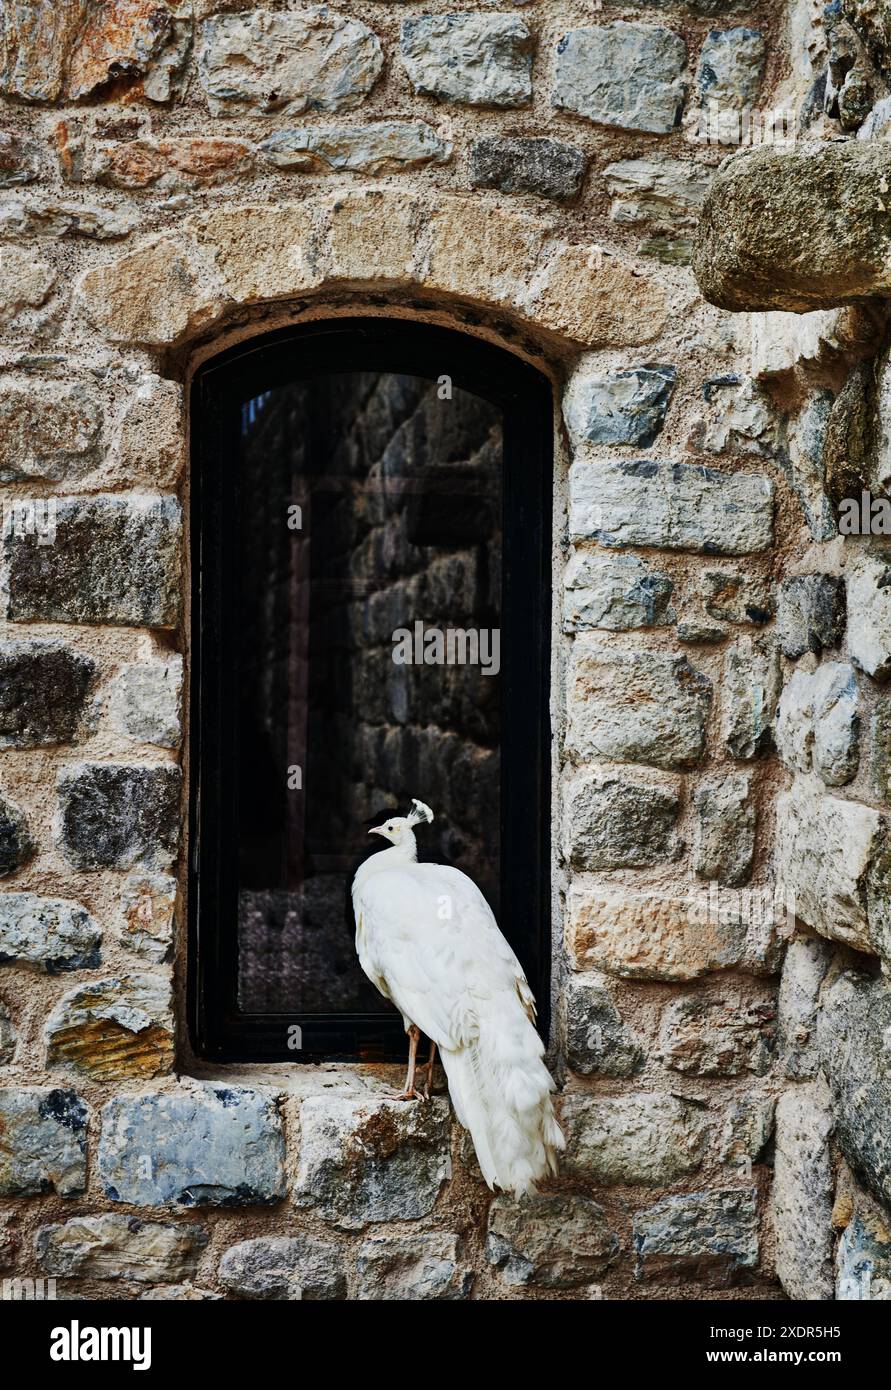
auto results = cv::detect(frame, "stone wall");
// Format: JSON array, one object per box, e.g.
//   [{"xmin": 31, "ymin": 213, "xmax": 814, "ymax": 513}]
[{"xmin": 1, "ymin": 0, "xmax": 889, "ymax": 1302}]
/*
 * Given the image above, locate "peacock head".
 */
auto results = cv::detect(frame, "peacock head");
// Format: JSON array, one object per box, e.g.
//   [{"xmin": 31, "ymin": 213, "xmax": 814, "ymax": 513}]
[{"xmin": 368, "ymin": 798, "xmax": 434, "ymax": 846}]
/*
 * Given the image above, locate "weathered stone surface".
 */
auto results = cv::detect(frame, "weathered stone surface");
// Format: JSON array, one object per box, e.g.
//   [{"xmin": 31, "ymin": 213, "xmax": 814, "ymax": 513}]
[
  {"xmin": 469, "ymin": 137, "xmax": 586, "ymax": 200},
  {"xmin": 778, "ymin": 936, "xmax": 833, "ymax": 1080},
  {"xmin": 776, "ymin": 663, "xmax": 860, "ymax": 787},
  {"xmin": 0, "ymin": 795, "xmax": 35, "ymax": 877},
  {"xmin": 819, "ymin": 970, "xmax": 891, "ymax": 1212},
  {"xmin": 356, "ymin": 1233, "xmax": 472, "ymax": 1300},
  {"xmin": 37, "ymin": 1214, "xmax": 206, "ymax": 1284},
  {"xmin": 487, "ymin": 1193, "xmax": 620, "ymax": 1289},
  {"xmin": 837, "ymin": 1209, "xmax": 891, "ymax": 1300},
  {"xmin": 45, "ymin": 973, "xmax": 173, "ymax": 1081},
  {"xmin": 105, "ymin": 658, "xmax": 182, "ymax": 748},
  {"xmin": 721, "ymin": 636, "xmax": 781, "ymax": 759},
  {"xmin": 0, "ymin": 196, "xmax": 136, "ymax": 240},
  {"xmin": 554, "ymin": 23, "xmax": 687, "ymax": 133},
  {"xmin": 564, "ymin": 973, "xmax": 645, "ymax": 1077},
  {"xmin": 5, "ymin": 494, "xmax": 180, "ymax": 627},
  {"xmin": 692, "ymin": 375, "xmax": 780, "ymax": 459},
  {"xmin": 530, "ymin": 240, "xmax": 669, "ymax": 347},
  {"xmin": 561, "ymin": 1093, "xmax": 707, "ymax": 1185},
  {"xmin": 697, "ymin": 28, "xmax": 765, "ymax": 111},
  {"xmin": 0, "ymin": 999, "xmax": 15, "ymax": 1064},
  {"xmin": 701, "ymin": 569, "xmax": 774, "ymax": 625},
  {"xmin": 569, "ymin": 459, "xmax": 773, "ymax": 555},
  {"xmin": 634, "ymin": 1188, "xmax": 758, "ymax": 1284},
  {"xmin": 564, "ymin": 768, "xmax": 678, "ymax": 870},
  {"xmin": 776, "ymin": 777, "xmax": 890, "ymax": 957},
  {"xmin": 0, "ymin": 130, "xmax": 40, "ymax": 186},
  {"xmin": 604, "ymin": 158, "xmax": 711, "ymax": 232},
  {"xmin": 0, "ymin": 893, "xmax": 101, "ymax": 974},
  {"xmin": 566, "ymin": 641, "xmax": 711, "ymax": 771},
  {"xmin": 98, "ymin": 1086, "xmax": 286, "ymax": 1207},
  {"xmin": 564, "ymin": 364, "xmax": 676, "ymax": 447},
  {"xmin": 717, "ymin": 1096, "xmax": 775, "ymax": 1168},
  {"xmin": 78, "ymin": 236, "xmax": 224, "ymax": 348},
  {"xmin": 562, "ymin": 552, "xmax": 674, "ymax": 632},
  {"xmin": 773, "ymin": 1080, "xmax": 835, "ymax": 1300},
  {"xmin": 0, "ymin": 382, "xmax": 102, "ymax": 482},
  {"xmin": 848, "ymin": 551, "xmax": 891, "ymax": 679},
  {"xmin": 657, "ymin": 993, "xmax": 774, "ymax": 1076},
  {"xmin": 785, "ymin": 390, "xmax": 837, "ymax": 541},
  {"xmin": 293, "ymin": 1094, "xmax": 450, "ymax": 1229},
  {"xmin": 0, "ymin": 640, "xmax": 96, "ymax": 748},
  {"xmin": 199, "ymin": 9, "xmax": 383, "ymax": 116},
  {"xmin": 676, "ymin": 621, "xmax": 726, "ymax": 644},
  {"xmin": 117, "ymin": 872, "xmax": 176, "ymax": 964},
  {"xmin": 57, "ymin": 763, "xmax": 181, "ymax": 872},
  {"xmin": 140, "ymin": 1283, "xmax": 221, "ymax": 1300},
  {"xmin": 870, "ymin": 694, "xmax": 891, "ymax": 802},
  {"xmin": 694, "ymin": 143, "xmax": 891, "ymax": 312},
  {"xmin": 94, "ymin": 137, "xmax": 254, "ymax": 191},
  {"xmin": 219, "ymin": 1235, "xmax": 346, "ymax": 1300},
  {"xmin": 401, "ymin": 15, "xmax": 532, "ymax": 108},
  {"xmin": 693, "ymin": 773, "xmax": 755, "ymax": 885},
  {"xmin": 0, "ymin": 244, "xmax": 55, "ymax": 322},
  {"xmin": 261, "ymin": 122, "xmax": 450, "ymax": 174},
  {"xmin": 111, "ymin": 374, "xmax": 183, "ymax": 487},
  {"xmin": 0, "ymin": 1087, "xmax": 87, "ymax": 1197},
  {"xmin": 777, "ymin": 574, "xmax": 846, "ymax": 660}
]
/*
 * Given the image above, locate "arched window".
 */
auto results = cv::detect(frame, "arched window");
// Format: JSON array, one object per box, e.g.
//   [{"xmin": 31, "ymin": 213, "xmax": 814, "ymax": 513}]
[{"xmin": 189, "ymin": 319, "xmax": 553, "ymax": 1060}]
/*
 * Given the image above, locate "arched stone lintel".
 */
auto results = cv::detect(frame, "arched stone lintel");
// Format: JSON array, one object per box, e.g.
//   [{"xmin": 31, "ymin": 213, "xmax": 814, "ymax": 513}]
[{"xmin": 75, "ymin": 188, "xmax": 669, "ymax": 363}]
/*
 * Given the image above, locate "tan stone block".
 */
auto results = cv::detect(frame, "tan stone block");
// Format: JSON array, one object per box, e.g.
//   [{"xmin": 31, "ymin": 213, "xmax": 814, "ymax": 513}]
[
  {"xmin": 189, "ymin": 203, "xmax": 320, "ymax": 305},
  {"xmin": 567, "ymin": 884, "xmax": 748, "ymax": 982},
  {"xmin": 531, "ymin": 244, "xmax": 668, "ymax": 347},
  {"xmin": 94, "ymin": 137, "xmax": 255, "ymax": 190},
  {"xmin": 322, "ymin": 189, "xmax": 425, "ymax": 283},
  {"xmin": 78, "ymin": 235, "xmax": 224, "ymax": 347},
  {"xmin": 0, "ymin": 245, "xmax": 56, "ymax": 323},
  {"xmin": 424, "ymin": 198, "xmax": 543, "ymax": 313}
]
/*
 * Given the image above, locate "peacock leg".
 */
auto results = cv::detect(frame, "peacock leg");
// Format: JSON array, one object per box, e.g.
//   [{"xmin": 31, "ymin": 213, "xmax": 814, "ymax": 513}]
[
  {"xmin": 393, "ymin": 1023, "xmax": 422, "ymax": 1101},
  {"xmin": 420, "ymin": 1040, "xmax": 438, "ymax": 1100}
]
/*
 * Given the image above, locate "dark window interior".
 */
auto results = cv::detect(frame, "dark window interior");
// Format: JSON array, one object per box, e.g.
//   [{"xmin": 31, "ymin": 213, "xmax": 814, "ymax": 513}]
[{"xmin": 190, "ymin": 320, "xmax": 552, "ymax": 1061}]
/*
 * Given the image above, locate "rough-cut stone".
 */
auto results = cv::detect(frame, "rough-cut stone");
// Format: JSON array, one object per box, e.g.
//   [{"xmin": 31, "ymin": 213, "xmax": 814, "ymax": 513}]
[
  {"xmin": 563, "ymin": 768, "xmax": 678, "ymax": 869},
  {"xmin": 0, "ymin": 196, "xmax": 136, "ymax": 240},
  {"xmin": 777, "ymin": 574, "xmax": 846, "ymax": 659},
  {"xmin": 0, "ymin": 894, "xmax": 101, "ymax": 974},
  {"xmin": 604, "ymin": 158, "xmax": 711, "ymax": 232},
  {"xmin": 5, "ymin": 494, "xmax": 180, "ymax": 628},
  {"xmin": 219, "ymin": 1235, "xmax": 346, "ymax": 1301},
  {"xmin": 487, "ymin": 1194, "xmax": 620, "ymax": 1289},
  {"xmin": 111, "ymin": 375, "xmax": 183, "ymax": 487},
  {"xmin": 634, "ymin": 1188, "xmax": 758, "ymax": 1284},
  {"xmin": 848, "ymin": 551, "xmax": 891, "ymax": 679},
  {"xmin": 693, "ymin": 773, "xmax": 755, "ymax": 885},
  {"xmin": 57, "ymin": 763, "xmax": 181, "ymax": 872},
  {"xmin": 293, "ymin": 1094, "xmax": 450, "ymax": 1229},
  {"xmin": 776, "ymin": 663, "xmax": 860, "ymax": 787},
  {"xmin": 562, "ymin": 552, "xmax": 674, "ymax": 632},
  {"xmin": 98, "ymin": 1086, "xmax": 286, "ymax": 1207},
  {"xmin": 569, "ymin": 459, "xmax": 773, "ymax": 555},
  {"xmin": 701, "ymin": 569, "xmax": 774, "ymax": 625},
  {"xmin": 819, "ymin": 970, "xmax": 891, "ymax": 1212},
  {"xmin": 37, "ymin": 1214, "xmax": 206, "ymax": 1285},
  {"xmin": 717, "ymin": 1096, "xmax": 775, "ymax": 1168},
  {"xmin": 563, "ymin": 365, "xmax": 676, "ymax": 447},
  {"xmin": 0, "ymin": 1087, "xmax": 87, "ymax": 1197},
  {"xmin": 105, "ymin": 658, "xmax": 182, "ymax": 748},
  {"xmin": 0, "ymin": 640, "xmax": 96, "ymax": 749},
  {"xmin": 401, "ymin": 15, "xmax": 532, "ymax": 108},
  {"xmin": 785, "ymin": 391, "xmax": 836, "ymax": 541},
  {"xmin": 0, "ymin": 130, "xmax": 40, "ymax": 186},
  {"xmin": 657, "ymin": 993, "xmax": 774, "ymax": 1076},
  {"xmin": 0, "ymin": 795, "xmax": 35, "ymax": 877},
  {"xmin": 0, "ymin": 999, "xmax": 14, "ymax": 1064},
  {"xmin": 871, "ymin": 694, "xmax": 891, "ymax": 802},
  {"xmin": 0, "ymin": 244, "xmax": 55, "ymax": 323},
  {"xmin": 260, "ymin": 122, "xmax": 450, "ymax": 174},
  {"xmin": 778, "ymin": 936, "xmax": 833, "ymax": 1080},
  {"xmin": 356, "ymin": 1234, "xmax": 472, "ymax": 1301},
  {"xmin": 776, "ymin": 777, "xmax": 890, "ymax": 958},
  {"xmin": 773, "ymin": 1080, "xmax": 835, "ymax": 1300},
  {"xmin": 564, "ymin": 973, "xmax": 645, "ymax": 1077},
  {"xmin": 199, "ymin": 9, "xmax": 384, "ymax": 116},
  {"xmin": 721, "ymin": 636, "xmax": 781, "ymax": 759},
  {"xmin": 117, "ymin": 872, "xmax": 176, "ymax": 964},
  {"xmin": 566, "ymin": 641, "xmax": 711, "ymax": 771},
  {"xmin": 0, "ymin": 382, "xmax": 102, "ymax": 482},
  {"xmin": 45, "ymin": 973, "xmax": 173, "ymax": 1081},
  {"xmin": 78, "ymin": 235, "xmax": 224, "ymax": 348},
  {"xmin": 469, "ymin": 137, "xmax": 586, "ymax": 200},
  {"xmin": 694, "ymin": 143, "xmax": 891, "ymax": 312},
  {"xmin": 697, "ymin": 28, "xmax": 765, "ymax": 112},
  {"xmin": 837, "ymin": 1210, "xmax": 891, "ymax": 1300},
  {"xmin": 561, "ymin": 1093, "xmax": 707, "ymax": 1185},
  {"xmin": 140, "ymin": 1284, "xmax": 221, "ymax": 1300},
  {"xmin": 553, "ymin": 24, "xmax": 687, "ymax": 133},
  {"xmin": 676, "ymin": 621, "xmax": 726, "ymax": 644}
]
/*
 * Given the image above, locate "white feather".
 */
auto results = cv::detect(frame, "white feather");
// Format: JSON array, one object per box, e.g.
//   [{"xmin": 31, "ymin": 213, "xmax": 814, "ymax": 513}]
[{"xmin": 353, "ymin": 813, "xmax": 564, "ymax": 1197}]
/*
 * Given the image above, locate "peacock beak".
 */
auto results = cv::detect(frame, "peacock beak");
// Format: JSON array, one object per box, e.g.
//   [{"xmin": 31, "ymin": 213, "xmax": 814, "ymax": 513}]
[{"xmin": 368, "ymin": 825, "xmax": 388, "ymax": 839}]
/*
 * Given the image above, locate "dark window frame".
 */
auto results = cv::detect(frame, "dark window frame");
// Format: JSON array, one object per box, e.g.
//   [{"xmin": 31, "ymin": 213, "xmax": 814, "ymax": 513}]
[{"xmin": 189, "ymin": 318, "xmax": 553, "ymax": 1062}]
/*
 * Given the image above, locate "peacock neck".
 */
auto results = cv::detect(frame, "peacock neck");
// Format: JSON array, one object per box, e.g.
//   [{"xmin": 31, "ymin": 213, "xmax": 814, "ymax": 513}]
[{"xmin": 353, "ymin": 834, "xmax": 417, "ymax": 892}]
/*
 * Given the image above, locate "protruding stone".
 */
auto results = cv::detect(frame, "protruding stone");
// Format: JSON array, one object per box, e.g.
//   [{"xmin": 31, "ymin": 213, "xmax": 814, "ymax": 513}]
[
  {"xmin": 561, "ymin": 1093, "xmax": 707, "ymax": 1185},
  {"xmin": 778, "ymin": 936, "xmax": 833, "ymax": 1080},
  {"xmin": 562, "ymin": 552, "xmax": 674, "ymax": 631},
  {"xmin": 563, "ymin": 364, "xmax": 676, "ymax": 447},
  {"xmin": 776, "ymin": 663, "xmax": 860, "ymax": 787},
  {"xmin": 219, "ymin": 1235, "xmax": 346, "ymax": 1301},
  {"xmin": 469, "ymin": 137, "xmax": 586, "ymax": 201},
  {"xmin": 777, "ymin": 574, "xmax": 846, "ymax": 659},
  {"xmin": 564, "ymin": 973, "xmax": 645, "ymax": 1077},
  {"xmin": 0, "ymin": 894, "xmax": 101, "ymax": 974},
  {"xmin": 486, "ymin": 1194, "xmax": 620, "ymax": 1289},
  {"xmin": 634, "ymin": 1188, "xmax": 759, "ymax": 1284},
  {"xmin": 0, "ymin": 382, "xmax": 102, "ymax": 482},
  {"xmin": 819, "ymin": 970, "xmax": 891, "ymax": 1213},
  {"xmin": 401, "ymin": 15, "xmax": 532, "ymax": 108},
  {"xmin": 657, "ymin": 993, "xmax": 774, "ymax": 1076},
  {"xmin": 0, "ymin": 640, "xmax": 96, "ymax": 749},
  {"xmin": 356, "ymin": 1234, "xmax": 472, "ymax": 1301},
  {"xmin": 0, "ymin": 795, "xmax": 35, "ymax": 877},
  {"xmin": 57, "ymin": 763, "xmax": 181, "ymax": 872},
  {"xmin": 721, "ymin": 635, "xmax": 781, "ymax": 759},
  {"xmin": 773, "ymin": 1080, "xmax": 835, "ymax": 1300},
  {"xmin": 260, "ymin": 122, "xmax": 451, "ymax": 174},
  {"xmin": 553, "ymin": 23, "xmax": 687, "ymax": 134},
  {"xmin": 45, "ymin": 973, "xmax": 173, "ymax": 1081},
  {"xmin": 696, "ymin": 28, "xmax": 765, "ymax": 112},
  {"xmin": 104, "ymin": 658, "xmax": 183, "ymax": 748},
  {"xmin": 692, "ymin": 773, "xmax": 755, "ymax": 885},
  {"xmin": 37, "ymin": 1214, "xmax": 207, "ymax": 1284},
  {"xmin": 848, "ymin": 551, "xmax": 891, "ymax": 679},
  {"xmin": 117, "ymin": 873, "xmax": 176, "ymax": 964},
  {"xmin": 98, "ymin": 1086, "xmax": 286, "ymax": 1207},
  {"xmin": 0, "ymin": 1087, "xmax": 87, "ymax": 1197}
]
